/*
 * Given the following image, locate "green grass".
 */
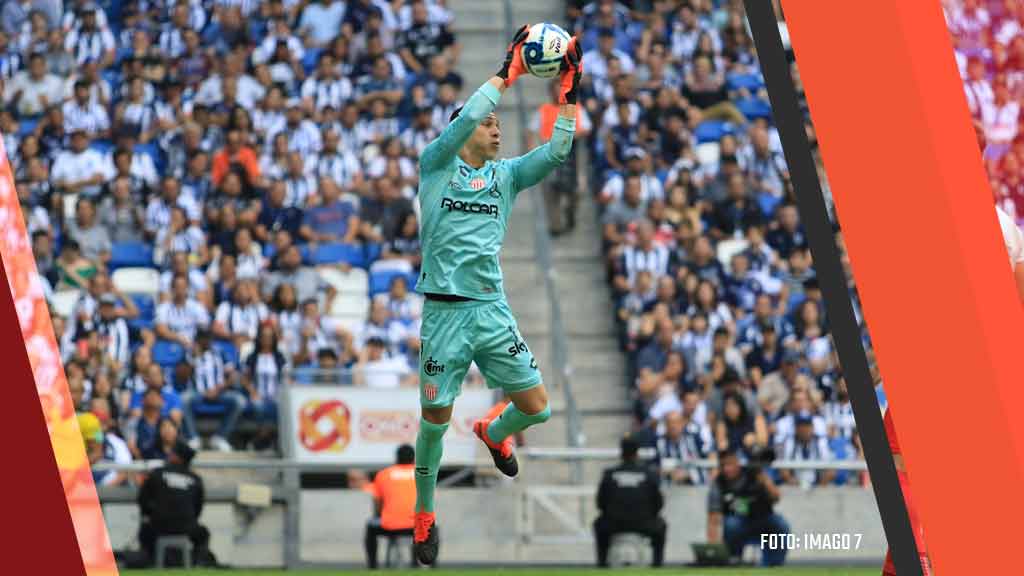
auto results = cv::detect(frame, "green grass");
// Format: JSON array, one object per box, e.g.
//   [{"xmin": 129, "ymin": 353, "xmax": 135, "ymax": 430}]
[{"xmin": 125, "ymin": 568, "xmax": 880, "ymax": 576}]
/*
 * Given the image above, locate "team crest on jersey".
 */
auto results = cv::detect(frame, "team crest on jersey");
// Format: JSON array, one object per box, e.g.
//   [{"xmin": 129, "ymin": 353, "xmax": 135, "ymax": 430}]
[{"xmin": 470, "ymin": 177, "xmax": 486, "ymax": 190}]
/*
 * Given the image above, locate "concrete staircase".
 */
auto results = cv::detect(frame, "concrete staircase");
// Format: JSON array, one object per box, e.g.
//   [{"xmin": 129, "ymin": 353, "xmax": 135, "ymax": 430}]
[{"xmin": 451, "ymin": 0, "xmax": 631, "ymax": 485}]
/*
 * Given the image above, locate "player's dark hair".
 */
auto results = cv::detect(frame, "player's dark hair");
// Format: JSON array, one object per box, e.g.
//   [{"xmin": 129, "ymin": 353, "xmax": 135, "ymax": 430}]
[
  {"xmin": 449, "ymin": 106, "xmax": 463, "ymax": 123},
  {"xmin": 397, "ymin": 444, "xmax": 415, "ymax": 464}
]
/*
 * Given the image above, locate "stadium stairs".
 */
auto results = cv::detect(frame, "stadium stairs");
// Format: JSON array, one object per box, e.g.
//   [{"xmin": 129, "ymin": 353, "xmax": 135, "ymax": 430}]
[{"xmin": 451, "ymin": 0, "xmax": 631, "ymax": 486}]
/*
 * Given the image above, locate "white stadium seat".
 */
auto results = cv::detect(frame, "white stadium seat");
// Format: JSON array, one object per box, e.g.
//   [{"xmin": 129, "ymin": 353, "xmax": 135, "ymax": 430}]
[
  {"xmin": 716, "ymin": 238, "xmax": 750, "ymax": 269},
  {"xmin": 51, "ymin": 289, "xmax": 80, "ymax": 318},
  {"xmin": 329, "ymin": 293, "xmax": 370, "ymax": 319},
  {"xmin": 695, "ymin": 142, "xmax": 721, "ymax": 168},
  {"xmin": 318, "ymin": 267, "xmax": 369, "ymax": 296},
  {"xmin": 112, "ymin": 267, "xmax": 161, "ymax": 299}
]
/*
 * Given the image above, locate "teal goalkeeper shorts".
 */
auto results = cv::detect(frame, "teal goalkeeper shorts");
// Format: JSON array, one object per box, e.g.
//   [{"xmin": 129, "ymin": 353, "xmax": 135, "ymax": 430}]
[{"xmin": 419, "ymin": 297, "xmax": 542, "ymax": 408}]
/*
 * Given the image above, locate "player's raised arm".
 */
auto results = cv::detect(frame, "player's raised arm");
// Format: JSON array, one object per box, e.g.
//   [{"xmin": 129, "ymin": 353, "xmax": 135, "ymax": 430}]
[
  {"xmin": 507, "ymin": 36, "xmax": 584, "ymax": 193},
  {"xmin": 419, "ymin": 25, "xmax": 530, "ymax": 172}
]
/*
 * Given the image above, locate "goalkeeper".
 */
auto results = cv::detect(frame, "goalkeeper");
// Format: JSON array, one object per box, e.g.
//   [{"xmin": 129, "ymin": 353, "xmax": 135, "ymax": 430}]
[{"xmin": 411, "ymin": 25, "xmax": 584, "ymax": 565}]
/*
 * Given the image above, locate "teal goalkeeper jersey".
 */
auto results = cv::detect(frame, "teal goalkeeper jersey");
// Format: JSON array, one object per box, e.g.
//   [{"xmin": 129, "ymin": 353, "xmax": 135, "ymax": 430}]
[{"xmin": 416, "ymin": 82, "xmax": 576, "ymax": 301}]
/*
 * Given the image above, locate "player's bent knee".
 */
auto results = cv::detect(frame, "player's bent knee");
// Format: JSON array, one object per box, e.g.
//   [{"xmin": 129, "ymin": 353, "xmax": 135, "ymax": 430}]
[
  {"xmin": 525, "ymin": 403, "xmax": 551, "ymax": 424},
  {"xmin": 421, "ymin": 404, "xmax": 453, "ymax": 425}
]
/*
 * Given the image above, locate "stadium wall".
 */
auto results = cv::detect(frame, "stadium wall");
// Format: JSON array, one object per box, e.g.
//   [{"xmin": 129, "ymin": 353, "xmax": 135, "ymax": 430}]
[{"xmin": 101, "ymin": 486, "xmax": 884, "ymax": 567}]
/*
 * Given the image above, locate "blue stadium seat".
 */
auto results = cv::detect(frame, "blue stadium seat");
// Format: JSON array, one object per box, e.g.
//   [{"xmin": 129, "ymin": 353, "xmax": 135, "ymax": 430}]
[
  {"xmin": 694, "ymin": 121, "xmax": 734, "ymax": 144},
  {"xmin": 364, "ymin": 243, "xmax": 383, "ymax": 266},
  {"xmin": 130, "ymin": 294, "xmax": 155, "ymax": 321},
  {"xmin": 314, "ymin": 243, "xmax": 365, "ymax": 267},
  {"xmin": 369, "ymin": 270, "xmax": 418, "ymax": 296},
  {"xmin": 301, "ymin": 48, "xmax": 323, "ymax": 76},
  {"xmin": 726, "ymin": 72, "xmax": 765, "ymax": 92},
  {"xmin": 736, "ymin": 97, "xmax": 773, "ymax": 121},
  {"xmin": 16, "ymin": 118, "xmax": 38, "ymax": 138},
  {"xmin": 193, "ymin": 400, "xmax": 228, "ymax": 417},
  {"xmin": 152, "ymin": 340, "xmax": 185, "ymax": 368},
  {"xmin": 109, "ymin": 242, "xmax": 155, "ymax": 270},
  {"xmin": 212, "ymin": 339, "xmax": 240, "ymax": 368},
  {"xmin": 90, "ymin": 140, "xmax": 115, "ymax": 155}
]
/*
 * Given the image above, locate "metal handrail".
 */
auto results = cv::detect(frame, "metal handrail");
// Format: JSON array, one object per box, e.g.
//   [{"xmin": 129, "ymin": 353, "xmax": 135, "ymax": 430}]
[{"xmin": 502, "ymin": 1, "xmax": 585, "ymax": 485}]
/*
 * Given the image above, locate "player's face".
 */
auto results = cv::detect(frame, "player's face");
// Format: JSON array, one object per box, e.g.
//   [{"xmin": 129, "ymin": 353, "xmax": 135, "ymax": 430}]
[{"xmin": 472, "ymin": 114, "xmax": 501, "ymax": 160}]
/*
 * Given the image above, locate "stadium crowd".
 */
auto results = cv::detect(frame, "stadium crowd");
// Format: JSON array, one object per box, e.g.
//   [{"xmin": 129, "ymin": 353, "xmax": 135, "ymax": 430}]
[
  {"xmin": 945, "ymin": 0, "xmax": 1024, "ymax": 221},
  {"xmin": 559, "ymin": 0, "xmax": 863, "ymax": 488},
  {"xmin": 7, "ymin": 0, "xmax": 463, "ymax": 481}
]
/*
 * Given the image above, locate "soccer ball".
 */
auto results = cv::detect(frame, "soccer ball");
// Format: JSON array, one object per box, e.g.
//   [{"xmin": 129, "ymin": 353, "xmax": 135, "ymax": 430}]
[{"xmin": 521, "ymin": 23, "xmax": 572, "ymax": 79}]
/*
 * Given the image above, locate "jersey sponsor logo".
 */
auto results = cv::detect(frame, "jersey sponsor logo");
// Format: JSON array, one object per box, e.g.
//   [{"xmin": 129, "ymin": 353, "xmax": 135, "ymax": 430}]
[
  {"xmin": 440, "ymin": 197, "xmax": 499, "ymax": 217},
  {"xmin": 424, "ymin": 356, "xmax": 445, "ymax": 376}
]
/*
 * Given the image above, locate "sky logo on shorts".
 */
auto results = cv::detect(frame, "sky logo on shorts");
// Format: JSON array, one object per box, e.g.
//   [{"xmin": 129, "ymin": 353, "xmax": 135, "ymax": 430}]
[{"xmin": 506, "ymin": 326, "xmax": 528, "ymax": 357}]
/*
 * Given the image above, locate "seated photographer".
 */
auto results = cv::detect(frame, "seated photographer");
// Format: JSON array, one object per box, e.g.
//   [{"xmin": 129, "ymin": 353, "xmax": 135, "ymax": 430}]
[
  {"xmin": 706, "ymin": 449, "xmax": 790, "ymax": 567},
  {"xmin": 593, "ymin": 436, "xmax": 667, "ymax": 568}
]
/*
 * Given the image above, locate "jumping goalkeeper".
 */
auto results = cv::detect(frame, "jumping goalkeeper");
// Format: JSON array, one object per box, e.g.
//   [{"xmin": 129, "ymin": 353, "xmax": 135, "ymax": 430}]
[{"xmin": 411, "ymin": 25, "xmax": 583, "ymax": 565}]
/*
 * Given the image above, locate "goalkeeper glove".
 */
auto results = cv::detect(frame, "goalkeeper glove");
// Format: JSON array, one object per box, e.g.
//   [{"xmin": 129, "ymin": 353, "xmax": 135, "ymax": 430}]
[
  {"xmin": 496, "ymin": 25, "xmax": 530, "ymax": 87},
  {"xmin": 559, "ymin": 36, "xmax": 583, "ymax": 105}
]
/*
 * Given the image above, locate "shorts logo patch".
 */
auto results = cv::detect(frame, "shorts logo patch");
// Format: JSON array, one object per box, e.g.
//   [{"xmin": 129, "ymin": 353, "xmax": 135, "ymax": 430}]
[
  {"xmin": 506, "ymin": 326, "xmax": 528, "ymax": 357},
  {"xmin": 530, "ymin": 357, "xmax": 538, "ymax": 370},
  {"xmin": 424, "ymin": 356, "xmax": 445, "ymax": 376},
  {"xmin": 423, "ymin": 384, "xmax": 438, "ymax": 401},
  {"xmin": 470, "ymin": 177, "xmax": 486, "ymax": 190}
]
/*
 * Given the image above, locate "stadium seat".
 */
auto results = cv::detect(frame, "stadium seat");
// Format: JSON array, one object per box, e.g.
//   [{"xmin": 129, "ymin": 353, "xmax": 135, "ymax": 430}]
[
  {"xmin": 16, "ymin": 118, "xmax": 38, "ymax": 138},
  {"xmin": 109, "ymin": 243, "xmax": 155, "ymax": 271},
  {"xmin": 62, "ymin": 193, "xmax": 78, "ymax": 224},
  {"xmin": 695, "ymin": 142, "xmax": 721, "ymax": 168},
  {"xmin": 112, "ymin": 267, "xmax": 160, "ymax": 299},
  {"xmin": 726, "ymin": 72, "xmax": 765, "ymax": 92},
  {"xmin": 319, "ymin": 267, "xmax": 369, "ymax": 296},
  {"xmin": 328, "ymin": 293, "xmax": 370, "ymax": 319},
  {"xmin": 128, "ymin": 294, "xmax": 155, "ymax": 321},
  {"xmin": 369, "ymin": 257, "xmax": 413, "ymax": 275},
  {"xmin": 369, "ymin": 270, "xmax": 418, "ymax": 296},
  {"xmin": 694, "ymin": 121, "xmax": 734, "ymax": 145},
  {"xmin": 716, "ymin": 238, "xmax": 750, "ymax": 268},
  {"xmin": 313, "ymin": 243, "xmax": 365, "ymax": 267},
  {"xmin": 51, "ymin": 290, "xmax": 80, "ymax": 318},
  {"xmin": 736, "ymin": 97, "xmax": 773, "ymax": 121},
  {"xmin": 152, "ymin": 340, "xmax": 186, "ymax": 368},
  {"xmin": 212, "ymin": 339, "xmax": 240, "ymax": 367},
  {"xmin": 332, "ymin": 315, "xmax": 364, "ymax": 335},
  {"xmin": 364, "ymin": 242, "xmax": 383, "ymax": 266}
]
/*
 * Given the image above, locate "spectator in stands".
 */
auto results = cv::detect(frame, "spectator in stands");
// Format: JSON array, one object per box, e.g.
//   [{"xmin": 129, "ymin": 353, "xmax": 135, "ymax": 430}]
[
  {"xmin": 213, "ymin": 279, "xmax": 270, "ymax": 350},
  {"xmin": 5, "ymin": 51, "xmax": 62, "ymax": 116},
  {"xmin": 96, "ymin": 294, "xmax": 130, "ymax": 374},
  {"xmin": 593, "ymin": 436, "xmax": 666, "ymax": 568},
  {"xmin": 778, "ymin": 413, "xmax": 835, "ymax": 488},
  {"xmin": 130, "ymin": 363, "xmax": 184, "ymax": 425},
  {"xmin": 98, "ymin": 176, "xmax": 146, "ymax": 243},
  {"xmin": 300, "ymin": 177, "xmax": 360, "ymax": 244},
  {"xmin": 354, "ymin": 336, "xmax": 415, "ymax": 389},
  {"xmin": 380, "ymin": 211, "xmax": 422, "ymax": 271},
  {"xmin": 51, "ymin": 128, "xmax": 111, "ymax": 198},
  {"xmin": 181, "ymin": 331, "xmax": 245, "ymax": 453},
  {"xmin": 255, "ymin": 181, "xmax": 304, "ymax": 244},
  {"xmin": 715, "ymin": 390, "xmax": 768, "ymax": 462},
  {"xmin": 656, "ymin": 410, "xmax": 712, "ymax": 485},
  {"xmin": 242, "ymin": 324, "xmax": 288, "ymax": 451},
  {"xmin": 374, "ymin": 275, "xmax": 422, "ymax": 325},
  {"xmin": 364, "ymin": 443, "xmax": 417, "ymax": 569},
  {"xmin": 706, "ymin": 449, "xmax": 789, "ymax": 566},
  {"xmin": 757, "ymin": 350, "xmax": 820, "ymax": 419},
  {"xmin": 155, "ymin": 274, "xmax": 212, "ymax": 351}
]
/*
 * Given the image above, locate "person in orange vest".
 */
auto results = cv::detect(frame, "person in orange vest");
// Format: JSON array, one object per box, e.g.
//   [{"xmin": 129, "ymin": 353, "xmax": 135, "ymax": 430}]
[
  {"xmin": 527, "ymin": 79, "xmax": 593, "ymax": 236},
  {"xmin": 364, "ymin": 444, "xmax": 417, "ymax": 569}
]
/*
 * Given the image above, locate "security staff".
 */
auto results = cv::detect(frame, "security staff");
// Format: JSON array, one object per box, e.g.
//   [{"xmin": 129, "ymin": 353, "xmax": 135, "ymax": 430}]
[
  {"xmin": 706, "ymin": 449, "xmax": 790, "ymax": 566},
  {"xmin": 137, "ymin": 441, "xmax": 216, "ymax": 567},
  {"xmin": 593, "ymin": 436, "xmax": 667, "ymax": 568}
]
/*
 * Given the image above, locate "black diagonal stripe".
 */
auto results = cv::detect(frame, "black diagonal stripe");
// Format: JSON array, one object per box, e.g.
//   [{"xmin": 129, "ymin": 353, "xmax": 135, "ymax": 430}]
[{"xmin": 742, "ymin": 2, "xmax": 923, "ymax": 575}]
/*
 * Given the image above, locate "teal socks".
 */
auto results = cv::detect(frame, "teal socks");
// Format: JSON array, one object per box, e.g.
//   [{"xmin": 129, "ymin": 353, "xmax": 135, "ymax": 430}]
[
  {"xmin": 414, "ymin": 418, "xmax": 449, "ymax": 513},
  {"xmin": 486, "ymin": 402, "xmax": 551, "ymax": 443}
]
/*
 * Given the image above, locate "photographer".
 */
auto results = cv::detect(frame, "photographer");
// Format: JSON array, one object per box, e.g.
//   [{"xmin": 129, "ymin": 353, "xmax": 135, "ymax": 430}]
[{"xmin": 706, "ymin": 449, "xmax": 790, "ymax": 567}]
